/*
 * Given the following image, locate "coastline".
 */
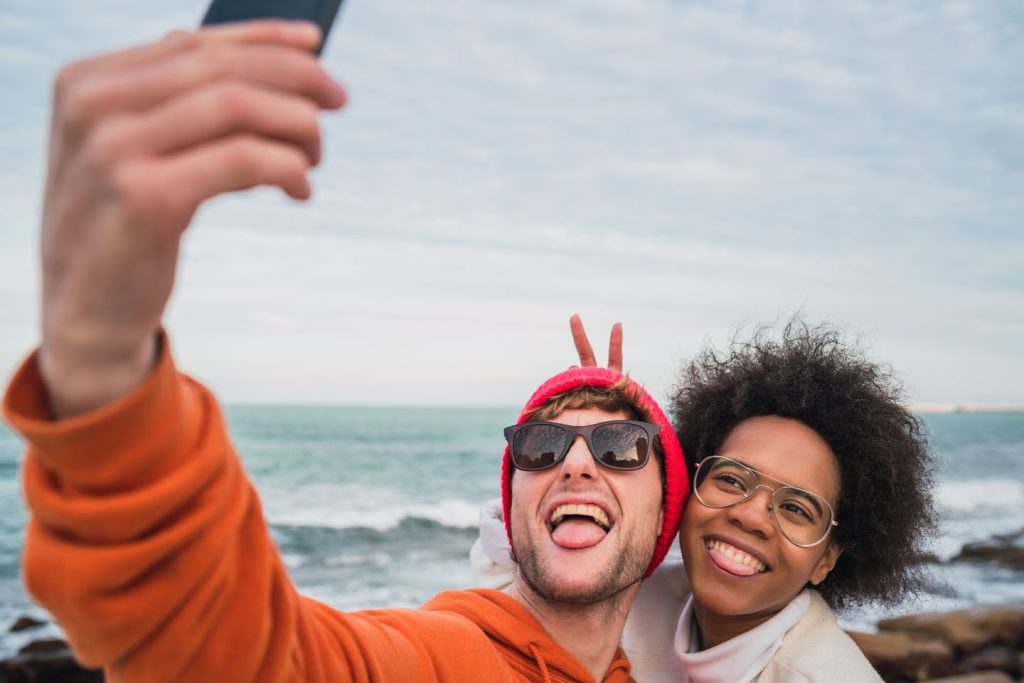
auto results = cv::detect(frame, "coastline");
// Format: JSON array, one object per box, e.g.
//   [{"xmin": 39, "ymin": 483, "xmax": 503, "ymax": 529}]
[{"xmin": 1, "ymin": 409, "xmax": 1022, "ymax": 680}]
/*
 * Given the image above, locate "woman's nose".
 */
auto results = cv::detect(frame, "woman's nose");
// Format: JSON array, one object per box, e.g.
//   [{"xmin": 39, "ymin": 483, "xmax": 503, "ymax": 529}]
[{"xmin": 724, "ymin": 485, "xmax": 776, "ymax": 538}]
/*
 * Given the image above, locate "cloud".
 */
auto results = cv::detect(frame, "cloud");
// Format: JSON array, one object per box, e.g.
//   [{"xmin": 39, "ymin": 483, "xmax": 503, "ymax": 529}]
[{"xmin": 1, "ymin": 0, "xmax": 1020, "ymax": 404}]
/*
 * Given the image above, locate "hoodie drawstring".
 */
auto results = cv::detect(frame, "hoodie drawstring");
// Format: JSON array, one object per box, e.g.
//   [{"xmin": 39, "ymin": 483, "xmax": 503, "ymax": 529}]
[{"xmin": 528, "ymin": 642, "xmax": 553, "ymax": 683}]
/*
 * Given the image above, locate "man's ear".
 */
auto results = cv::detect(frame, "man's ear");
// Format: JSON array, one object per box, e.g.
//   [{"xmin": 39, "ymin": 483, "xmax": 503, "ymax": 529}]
[{"xmin": 810, "ymin": 542, "xmax": 842, "ymax": 586}]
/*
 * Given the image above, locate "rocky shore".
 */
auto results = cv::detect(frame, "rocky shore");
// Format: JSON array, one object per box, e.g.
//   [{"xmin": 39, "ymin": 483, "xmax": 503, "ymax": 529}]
[
  {"xmin": 0, "ymin": 616, "xmax": 100, "ymax": 683},
  {"xmin": 3, "ymin": 528, "xmax": 1023, "ymax": 682},
  {"xmin": 850, "ymin": 603, "xmax": 1024, "ymax": 682},
  {"xmin": 848, "ymin": 527, "xmax": 1024, "ymax": 683}
]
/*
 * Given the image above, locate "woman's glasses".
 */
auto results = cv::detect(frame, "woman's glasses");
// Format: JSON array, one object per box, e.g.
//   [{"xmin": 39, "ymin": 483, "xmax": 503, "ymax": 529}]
[
  {"xmin": 693, "ymin": 455, "xmax": 839, "ymax": 548},
  {"xmin": 505, "ymin": 420, "xmax": 660, "ymax": 472}
]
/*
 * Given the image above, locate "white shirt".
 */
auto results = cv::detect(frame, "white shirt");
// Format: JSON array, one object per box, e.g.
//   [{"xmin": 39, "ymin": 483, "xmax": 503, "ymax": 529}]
[{"xmin": 672, "ymin": 589, "xmax": 810, "ymax": 683}]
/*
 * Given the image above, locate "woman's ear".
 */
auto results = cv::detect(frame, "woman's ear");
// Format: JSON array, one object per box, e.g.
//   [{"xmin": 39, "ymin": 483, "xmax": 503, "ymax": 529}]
[{"xmin": 810, "ymin": 542, "xmax": 842, "ymax": 586}]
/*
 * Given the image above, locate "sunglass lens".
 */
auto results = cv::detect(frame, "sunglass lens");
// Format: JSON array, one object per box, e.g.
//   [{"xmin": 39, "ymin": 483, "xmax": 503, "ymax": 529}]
[
  {"xmin": 512, "ymin": 424, "xmax": 569, "ymax": 470},
  {"xmin": 591, "ymin": 423, "xmax": 649, "ymax": 469}
]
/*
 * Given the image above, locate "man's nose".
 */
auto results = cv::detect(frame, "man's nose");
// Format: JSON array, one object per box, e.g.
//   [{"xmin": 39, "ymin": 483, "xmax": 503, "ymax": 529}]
[
  {"xmin": 725, "ymin": 485, "xmax": 776, "ymax": 538},
  {"xmin": 560, "ymin": 435, "xmax": 597, "ymax": 480}
]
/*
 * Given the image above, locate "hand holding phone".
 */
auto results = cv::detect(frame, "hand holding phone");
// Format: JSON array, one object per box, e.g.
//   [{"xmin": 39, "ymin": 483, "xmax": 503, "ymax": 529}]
[
  {"xmin": 201, "ymin": 0, "xmax": 344, "ymax": 55},
  {"xmin": 38, "ymin": 20, "xmax": 345, "ymax": 417}
]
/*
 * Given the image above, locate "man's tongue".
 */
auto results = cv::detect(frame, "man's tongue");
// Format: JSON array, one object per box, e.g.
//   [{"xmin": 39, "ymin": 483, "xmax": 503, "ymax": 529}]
[{"xmin": 551, "ymin": 519, "xmax": 607, "ymax": 549}]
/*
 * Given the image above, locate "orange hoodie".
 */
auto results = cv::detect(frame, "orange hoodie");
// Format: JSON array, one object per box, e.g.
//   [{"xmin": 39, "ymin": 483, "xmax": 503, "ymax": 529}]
[{"xmin": 3, "ymin": 337, "xmax": 633, "ymax": 683}]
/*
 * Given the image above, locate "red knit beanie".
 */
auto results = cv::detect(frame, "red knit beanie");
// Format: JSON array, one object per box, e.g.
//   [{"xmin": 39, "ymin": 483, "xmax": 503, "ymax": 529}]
[{"xmin": 500, "ymin": 366, "xmax": 688, "ymax": 578}]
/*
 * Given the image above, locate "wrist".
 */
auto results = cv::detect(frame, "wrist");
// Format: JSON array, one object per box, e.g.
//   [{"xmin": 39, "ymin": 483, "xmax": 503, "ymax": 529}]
[{"xmin": 38, "ymin": 327, "xmax": 159, "ymax": 419}]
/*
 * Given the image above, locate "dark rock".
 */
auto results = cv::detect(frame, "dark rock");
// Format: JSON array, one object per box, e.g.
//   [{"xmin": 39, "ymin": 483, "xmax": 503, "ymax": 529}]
[
  {"xmin": 8, "ymin": 617, "xmax": 45, "ymax": 633},
  {"xmin": 18, "ymin": 639, "xmax": 67, "ymax": 656},
  {"xmin": 879, "ymin": 603, "xmax": 1024, "ymax": 653},
  {"xmin": 1, "ymin": 637, "xmax": 103, "ymax": 683},
  {"xmin": 957, "ymin": 645, "xmax": 1022, "ymax": 677},
  {"xmin": 847, "ymin": 630, "xmax": 958, "ymax": 681},
  {"xmin": 952, "ymin": 528, "xmax": 1024, "ymax": 569}
]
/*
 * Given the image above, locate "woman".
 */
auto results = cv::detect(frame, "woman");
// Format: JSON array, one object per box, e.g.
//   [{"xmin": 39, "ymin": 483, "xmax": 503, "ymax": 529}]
[{"xmin": 474, "ymin": 317, "xmax": 937, "ymax": 682}]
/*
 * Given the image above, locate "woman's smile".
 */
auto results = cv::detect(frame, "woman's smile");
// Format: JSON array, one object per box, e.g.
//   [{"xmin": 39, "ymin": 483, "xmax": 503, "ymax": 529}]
[{"xmin": 681, "ymin": 416, "xmax": 843, "ymax": 645}]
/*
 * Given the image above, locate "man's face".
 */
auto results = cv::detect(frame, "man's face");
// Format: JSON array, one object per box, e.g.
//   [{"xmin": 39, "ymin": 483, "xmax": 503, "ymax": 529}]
[
  {"xmin": 679, "ymin": 416, "xmax": 842, "ymax": 623},
  {"xmin": 510, "ymin": 406, "xmax": 664, "ymax": 604}
]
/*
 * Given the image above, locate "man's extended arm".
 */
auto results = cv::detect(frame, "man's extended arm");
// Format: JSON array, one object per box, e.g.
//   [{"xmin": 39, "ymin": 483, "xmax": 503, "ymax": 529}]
[
  {"xmin": 7, "ymin": 24, "xmax": 513, "ymax": 682},
  {"xmin": 6, "ymin": 333, "xmax": 520, "ymax": 681}
]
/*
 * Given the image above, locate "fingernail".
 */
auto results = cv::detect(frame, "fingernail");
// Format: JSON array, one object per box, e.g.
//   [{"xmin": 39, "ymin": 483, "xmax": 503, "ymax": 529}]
[
  {"xmin": 325, "ymin": 79, "xmax": 347, "ymax": 107},
  {"xmin": 287, "ymin": 21, "xmax": 322, "ymax": 44}
]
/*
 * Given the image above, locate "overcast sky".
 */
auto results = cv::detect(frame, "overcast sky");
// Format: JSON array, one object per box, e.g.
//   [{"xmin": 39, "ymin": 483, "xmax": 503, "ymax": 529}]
[{"xmin": 1, "ymin": 0, "xmax": 1021, "ymax": 406}]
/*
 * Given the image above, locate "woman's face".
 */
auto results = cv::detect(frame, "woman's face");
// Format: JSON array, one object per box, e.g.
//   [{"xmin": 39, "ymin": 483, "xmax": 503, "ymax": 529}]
[{"xmin": 679, "ymin": 416, "xmax": 843, "ymax": 625}]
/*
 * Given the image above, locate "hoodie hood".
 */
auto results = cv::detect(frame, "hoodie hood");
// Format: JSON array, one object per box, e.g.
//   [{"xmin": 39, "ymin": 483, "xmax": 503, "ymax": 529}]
[{"xmin": 423, "ymin": 589, "xmax": 632, "ymax": 682}]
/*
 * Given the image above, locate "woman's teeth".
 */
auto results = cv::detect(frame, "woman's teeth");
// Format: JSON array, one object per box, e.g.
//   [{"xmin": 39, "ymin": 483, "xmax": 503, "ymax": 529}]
[{"xmin": 706, "ymin": 539, "xmax": 767, "ymax": 573}]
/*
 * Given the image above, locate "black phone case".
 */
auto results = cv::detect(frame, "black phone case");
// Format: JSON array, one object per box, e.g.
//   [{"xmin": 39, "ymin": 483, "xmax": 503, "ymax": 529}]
[{"xmin": 201, "ymin": 0, "xmax": 344, "ymax": 55}]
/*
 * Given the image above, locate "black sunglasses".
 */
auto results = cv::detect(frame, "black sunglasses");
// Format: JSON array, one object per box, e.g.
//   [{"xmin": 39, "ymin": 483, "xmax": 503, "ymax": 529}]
[{"xmin": 504, "ymin": 420, "xmax": 660, "ymax": 472}]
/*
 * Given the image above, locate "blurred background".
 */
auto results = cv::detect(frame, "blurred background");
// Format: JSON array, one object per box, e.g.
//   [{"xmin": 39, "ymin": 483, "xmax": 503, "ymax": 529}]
[{"xmin": 1, "ymin": 0, "xmax": 1022, "ymax": 660}]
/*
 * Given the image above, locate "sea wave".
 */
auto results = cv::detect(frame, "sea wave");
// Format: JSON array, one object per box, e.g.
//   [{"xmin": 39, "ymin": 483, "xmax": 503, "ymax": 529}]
[
  {"xmin": 267, "ymin": 497, "xmax": 481, "ymax": 532},
  {"xmin": 935, "ymin": 478, "xmax": 1024, "ymax": 513}
]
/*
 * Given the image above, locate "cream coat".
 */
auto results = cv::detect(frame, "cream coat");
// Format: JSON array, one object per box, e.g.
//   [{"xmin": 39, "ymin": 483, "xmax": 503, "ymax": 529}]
[{"xmin": 623, "ymin": 561, "xmax": 883, "ymax": 683}]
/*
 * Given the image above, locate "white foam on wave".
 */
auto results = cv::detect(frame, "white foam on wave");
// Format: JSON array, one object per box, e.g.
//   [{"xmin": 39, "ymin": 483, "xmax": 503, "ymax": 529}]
[
  {"xmin": 267, "ymin": 497, "xmax": 482, "ymax": 532},
  {"xmin": 281, "ymin": 553, "xmax": 307, "ymax": 569},
  {"xmin": 935, "ymin": 478, "xmax": 1024, "ymax": 513}
]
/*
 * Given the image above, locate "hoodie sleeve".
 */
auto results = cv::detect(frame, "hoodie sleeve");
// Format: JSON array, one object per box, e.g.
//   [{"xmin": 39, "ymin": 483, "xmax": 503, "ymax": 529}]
[{"xmin": 1, "ymin": 336, "xmax": 509, "ymax": 683}]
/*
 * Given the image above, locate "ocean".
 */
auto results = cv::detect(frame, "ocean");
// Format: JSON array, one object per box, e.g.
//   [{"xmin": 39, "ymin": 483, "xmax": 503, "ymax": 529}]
[{"xmin": 1, "ymin": 407, "xmax": 1023, "ymax": 655}]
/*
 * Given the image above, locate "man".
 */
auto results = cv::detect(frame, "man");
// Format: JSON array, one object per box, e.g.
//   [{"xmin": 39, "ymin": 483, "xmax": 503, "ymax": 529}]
[{"xmin": 2, "ymin": 22, "xmax": 686, "ymax": 682}]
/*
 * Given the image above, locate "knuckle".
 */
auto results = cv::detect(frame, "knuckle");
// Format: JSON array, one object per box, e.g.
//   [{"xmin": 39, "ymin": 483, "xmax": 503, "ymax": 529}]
[
  {"xmin": 287, "ymin": 57, "xmax": 327, "ymax": 95},
  {"xmin": 298, "ymin": 101, "xmax": 320, "ymax": 135},
  {"xmin": 275, "ymin": 147, "xmax": 310, "ymax": 183},
  {"xmin": 108, "ymin": 161, "xmax": 154, "ymax": 213},
  {"xmin": 81, "ymin": 119, "xmax": 126, "ymax": 172},
  {"xmin": 193, "ymin": 43, "xmax": 233, "ymax": 82},
  {"xmin": 214, "ymin": 82, "xmax": 253, "ymax": 122},
  {"xmin": 224, "ymin": 135, "xmax": 261, "ymax": 167},
  {"xmin": 56, "ymin": 76, "xmax": 96, "ymax": 135},
  {"xmin": 284, "ymin": 148, "xmax": 309, "ymax": 175}
]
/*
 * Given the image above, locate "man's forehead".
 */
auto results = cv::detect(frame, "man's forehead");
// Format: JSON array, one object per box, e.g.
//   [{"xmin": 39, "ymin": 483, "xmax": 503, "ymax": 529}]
[{"xmin": 549, "ymin": 406, "xmax": 631, "ymax": 426}]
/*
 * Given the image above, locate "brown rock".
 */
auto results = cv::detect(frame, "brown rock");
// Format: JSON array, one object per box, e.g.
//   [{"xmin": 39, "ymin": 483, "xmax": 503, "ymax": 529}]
[
  {"xmin": 952, "ymin": 528, "xmax": 1024, "ymax": 569},
  {"xmin": 847, "ymin": 629, "xmax": 958, "ymax": 681},
  {"xmin": 920, "ymin": 673, "xmax": 1015, "ymax": 683},
  {"xmin": 879, "ymin": 603, "xmax": 1024, "ymax": 653},
  {"xmin": 8, "ymin": 616, "xmax": 46, "ymax": 633},
  {"xmin": 957, "ymin": 645, "xmax": 1022, "ymax": 677}
]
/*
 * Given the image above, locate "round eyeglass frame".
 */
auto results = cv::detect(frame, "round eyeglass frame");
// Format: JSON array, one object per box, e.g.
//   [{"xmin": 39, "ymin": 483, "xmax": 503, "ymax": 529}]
[{"xmin": 692, "ymin": 455, "xmax": 839, "ymax": 548}]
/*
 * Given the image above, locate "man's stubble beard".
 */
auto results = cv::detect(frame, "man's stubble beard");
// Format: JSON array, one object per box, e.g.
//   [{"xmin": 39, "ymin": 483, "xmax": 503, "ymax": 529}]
[{"xmin": 511, "ymin": 526, "xmax": 654, "ymax": 606}]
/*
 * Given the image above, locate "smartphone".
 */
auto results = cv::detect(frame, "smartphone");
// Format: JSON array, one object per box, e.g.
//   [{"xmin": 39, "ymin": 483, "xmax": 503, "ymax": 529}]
[{"xmin": 200, "ymin": 0, "xmax": 344, "ymax": 56}]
